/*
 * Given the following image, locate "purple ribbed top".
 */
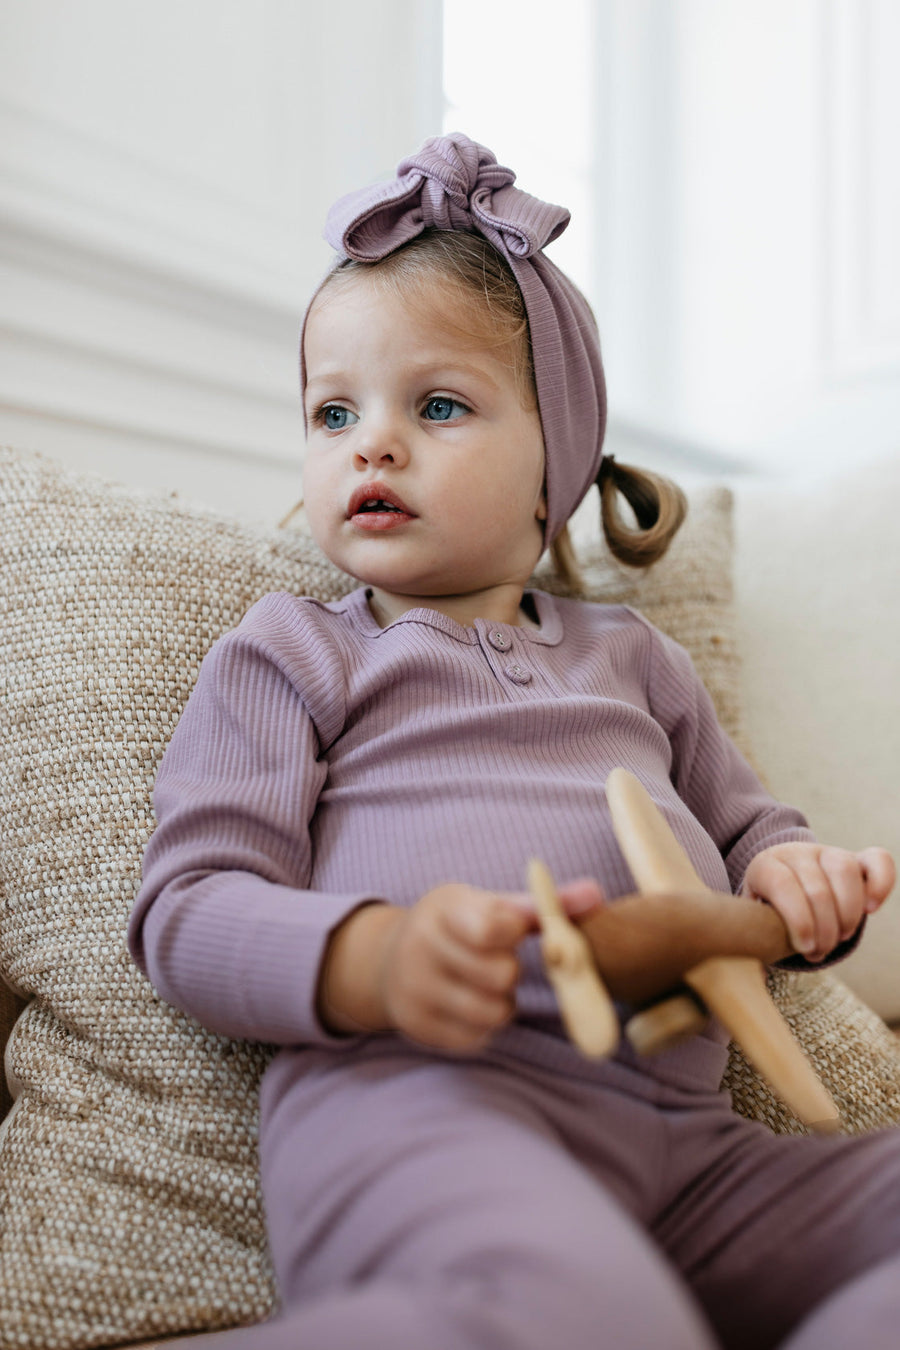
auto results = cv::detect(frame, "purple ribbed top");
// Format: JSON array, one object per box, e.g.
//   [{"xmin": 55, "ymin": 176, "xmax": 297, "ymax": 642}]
[{"xmin": 129, "ymin": 589, "xmax": 820, "ymax": 1089}]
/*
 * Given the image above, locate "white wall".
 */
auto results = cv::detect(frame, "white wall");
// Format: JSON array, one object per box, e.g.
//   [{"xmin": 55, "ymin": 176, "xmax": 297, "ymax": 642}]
[
  {"xmin": 0, "ymin": 0, "xmax": 443, "ymax": 523},
  {"xmin": 595, "ymin": 0, "xmax": 900, "ymax": 480}
]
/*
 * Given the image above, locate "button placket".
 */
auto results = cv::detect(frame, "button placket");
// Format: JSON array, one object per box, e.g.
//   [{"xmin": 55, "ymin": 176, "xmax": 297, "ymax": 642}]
[{"xmin": 476, "ymin": 622, "xmax": 536, "ymax": 688}]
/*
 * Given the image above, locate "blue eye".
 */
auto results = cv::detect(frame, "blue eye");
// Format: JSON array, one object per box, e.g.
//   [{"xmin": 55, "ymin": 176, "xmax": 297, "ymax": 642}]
[
  {"xmin": 321, "ymin": 405, "xmax": 357, "ymax": 430},
  {"xmin": 423, "ymin": 396, "xmax": 467, "ymax": 422}
]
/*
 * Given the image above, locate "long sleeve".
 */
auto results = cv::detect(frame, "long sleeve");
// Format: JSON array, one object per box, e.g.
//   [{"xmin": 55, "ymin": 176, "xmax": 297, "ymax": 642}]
[
  {"xmin": 128, "ymin": 612, "xmax": 378, "ymax": 1046},
  {"xmin": 642, "ymin": 620, "xmax": 814, "ymax": 886},
  {"xmin": 639, "ymin": 617, "xmax": 862, "ymax": 968}
]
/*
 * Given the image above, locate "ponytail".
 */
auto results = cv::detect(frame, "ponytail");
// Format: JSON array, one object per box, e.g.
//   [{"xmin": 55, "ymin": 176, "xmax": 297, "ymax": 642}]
[
  {"xmin": 597, "ymin": 457, "xmax": 687, "ymax": 566},
  {"xmin": 549, "ymin": 457, "xmax": 687, "ymax": 588}
]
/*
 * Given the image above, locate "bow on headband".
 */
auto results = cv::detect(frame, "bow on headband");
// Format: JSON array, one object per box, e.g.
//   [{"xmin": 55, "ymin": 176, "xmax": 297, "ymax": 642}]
[
  {"xmin": 308, "ymin": 133, "xmax": 607, "ymax": 544},
  {"xmin": 326, "ymin": 135, "xmax": 570, "ymax": 264}
]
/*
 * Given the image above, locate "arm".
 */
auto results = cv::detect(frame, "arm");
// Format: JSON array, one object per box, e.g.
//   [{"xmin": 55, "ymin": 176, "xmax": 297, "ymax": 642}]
[
  {"xmin": 640, "ymin": 620, "xmax": 896, "ymax": 965},
  {"xmin": 642, "ymin": 621, "xmax": 815, "ymax": 887},
  {"xmin": 644, "ymin": 621, "xmax": 895, "ymax": 962},
  {"xmin": 128, "ymin": 614, "xmax": 383, "ymax": 1046}
]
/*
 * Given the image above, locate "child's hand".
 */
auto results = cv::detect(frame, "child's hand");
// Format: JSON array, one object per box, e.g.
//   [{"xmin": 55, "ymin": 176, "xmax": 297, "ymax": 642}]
[
  {"xmin": 375, "ymin": 884, "xmax": 527, "ymax": 1053},
  {"xmin": 377, "ymin": 879, "xmax": 604, "ymax": 1053},
  {"xmin": 741, "ymin": 843, "xmax": 895, "ymax": 963}
]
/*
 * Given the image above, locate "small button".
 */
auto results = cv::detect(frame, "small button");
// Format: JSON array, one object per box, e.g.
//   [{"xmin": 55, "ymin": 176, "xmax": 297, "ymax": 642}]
[
  {"xmin": 488, "ymin": 630, "xmax": 512, "ymax": 651},
  {"xmin": 504, "ymin": 663, "xmax": 532, "ymax": 685}
]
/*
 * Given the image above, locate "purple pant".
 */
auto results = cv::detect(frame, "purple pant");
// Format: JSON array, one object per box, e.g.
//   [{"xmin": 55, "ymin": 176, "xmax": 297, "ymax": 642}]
[{"xmin": 172, "ymin": 1042, "xmax": 900, "ymax": 1349}]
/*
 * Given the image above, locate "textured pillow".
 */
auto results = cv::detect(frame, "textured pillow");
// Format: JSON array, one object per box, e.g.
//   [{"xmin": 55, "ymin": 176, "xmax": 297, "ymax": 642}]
[{"xmin": 1, "ymin": 445, "xmax": 898, "ymax": 1350}]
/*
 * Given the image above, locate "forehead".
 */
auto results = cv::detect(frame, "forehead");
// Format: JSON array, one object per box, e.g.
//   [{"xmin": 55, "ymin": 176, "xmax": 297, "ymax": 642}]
[
  {"xmin": 303, "ymin": 266, "xmax": 531, "ymax": 402},
  {"xmin": 305, "ymin": 282, "xmax": 487, "ymax": 391},
  {"xmin": 307, "ymin": 267, "xmax": 479, "ymax": 344}
]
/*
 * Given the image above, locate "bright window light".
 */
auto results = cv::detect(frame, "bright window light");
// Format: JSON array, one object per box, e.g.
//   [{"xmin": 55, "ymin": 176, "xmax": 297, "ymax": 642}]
[{"xmin": 442, "ymin": 0, "xmax": 596, "ymax": 300}]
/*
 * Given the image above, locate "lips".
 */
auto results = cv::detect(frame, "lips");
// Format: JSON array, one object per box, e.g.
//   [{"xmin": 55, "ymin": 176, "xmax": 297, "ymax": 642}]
[{"xmin": 347, "ymin": 483, "xmax": 416, "ymax": 523}]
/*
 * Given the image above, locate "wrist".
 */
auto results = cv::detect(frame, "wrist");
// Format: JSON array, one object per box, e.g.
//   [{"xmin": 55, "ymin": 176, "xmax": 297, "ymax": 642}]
[{"xmin": 317, "ymin": 902, "xmax": 405, "ymax": 1035}]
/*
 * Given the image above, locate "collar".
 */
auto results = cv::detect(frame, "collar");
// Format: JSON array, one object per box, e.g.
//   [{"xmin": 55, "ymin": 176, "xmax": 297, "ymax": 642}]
[{"xmin": 334, "ymin": 587, "xmax": 564, "ymax": 647}]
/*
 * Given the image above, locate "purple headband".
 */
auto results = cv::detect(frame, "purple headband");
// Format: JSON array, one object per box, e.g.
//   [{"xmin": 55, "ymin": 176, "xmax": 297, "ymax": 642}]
[{"xmin": 303, "ymin": 133, "xmax": 606, "ymax": 544}]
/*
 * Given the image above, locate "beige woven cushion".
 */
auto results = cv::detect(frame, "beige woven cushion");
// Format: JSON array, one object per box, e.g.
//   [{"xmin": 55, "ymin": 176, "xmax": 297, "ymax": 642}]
[{"xmin": 1, "ymin": 444, "xmax": 898, "ymax": 1349}]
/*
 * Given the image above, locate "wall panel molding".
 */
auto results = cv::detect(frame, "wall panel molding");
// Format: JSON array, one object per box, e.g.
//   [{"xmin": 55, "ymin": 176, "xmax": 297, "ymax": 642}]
[
  {"xmin": 0, "ymin": 95, "xmax": 310, "ymax": 312},
  {"xmin": 0, "ymin": 204, "xmax": 303, "ymax": 465},
  {"xmin": 0, "ymin": 1, "xmax": 444, "ymax": 502}
]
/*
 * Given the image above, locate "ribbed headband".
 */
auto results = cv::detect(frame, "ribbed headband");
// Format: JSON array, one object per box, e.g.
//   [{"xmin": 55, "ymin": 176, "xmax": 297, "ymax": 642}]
[{"xmin": 302, "ymin": 133, "xmax": 607, "ymax": 544}]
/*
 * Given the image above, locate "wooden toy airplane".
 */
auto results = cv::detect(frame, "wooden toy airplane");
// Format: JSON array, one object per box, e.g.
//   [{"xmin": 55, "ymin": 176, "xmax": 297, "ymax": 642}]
[{"xmin": 529, "ymin": 767, "xmax": 842, "ymax": 1134}]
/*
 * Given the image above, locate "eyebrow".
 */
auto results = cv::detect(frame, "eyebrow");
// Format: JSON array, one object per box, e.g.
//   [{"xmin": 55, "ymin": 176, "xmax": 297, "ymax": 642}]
[
  {"xmin": 412, "ymin": 357, "xmax": 502, "ymax": 387},
  {"xmin": 305, "ymin": 358, "xmax": 503, "ymax": 394}
]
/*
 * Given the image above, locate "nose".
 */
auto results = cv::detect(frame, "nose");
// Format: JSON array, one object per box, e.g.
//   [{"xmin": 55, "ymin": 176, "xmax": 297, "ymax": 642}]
[{"xmin": 351, "ymin": 410, "xmax": 410, "ymax": 471}]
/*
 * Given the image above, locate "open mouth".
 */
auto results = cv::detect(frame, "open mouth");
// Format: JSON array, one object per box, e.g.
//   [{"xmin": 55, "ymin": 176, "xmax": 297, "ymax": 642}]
[
  {"xmin": 356, "ymin": 499, "xmax": 403, "ymax": 513},
  {"xmin": 347, "ymin": 484, "xmax": 416, "ymax": 525}
]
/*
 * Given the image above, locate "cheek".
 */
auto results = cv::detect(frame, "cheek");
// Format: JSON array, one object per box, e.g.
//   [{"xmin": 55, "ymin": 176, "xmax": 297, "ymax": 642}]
[
  {"xmin": 474, "ymin": 434, "xmax": 545, "ymax": 528},
  {"xmin": 515, "ymin": 423, "xmax": 547, "ymax": 517},
  {"xmin": 302, "ymin": 441, "xmax": 331, "ymax": 489},
  {"xmin": 467, "ymin": 476, "xmax": 543, "ymax": 541},
  {"xmin": 300, "ymin": 455, "xmax": 332, "ymax": 534}
]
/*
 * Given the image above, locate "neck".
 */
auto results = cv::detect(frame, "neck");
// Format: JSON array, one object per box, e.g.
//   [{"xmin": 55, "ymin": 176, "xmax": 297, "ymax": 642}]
[{"xmin": 367, "ymin": 583, "xmax": 535, "ymax": 631}]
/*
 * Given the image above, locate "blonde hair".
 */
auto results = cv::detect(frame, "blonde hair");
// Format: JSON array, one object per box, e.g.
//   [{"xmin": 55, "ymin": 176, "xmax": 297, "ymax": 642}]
[
  {"xmin": 314, "ymin": 230, "xmax": 687, "ymax": 583},
  {"xmin": 545, "ymin": 459, "xmax": 687, "ymax": 588}
]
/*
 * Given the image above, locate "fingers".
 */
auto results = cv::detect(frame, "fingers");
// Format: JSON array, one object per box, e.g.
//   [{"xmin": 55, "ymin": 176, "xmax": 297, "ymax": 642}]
[
  {"xmin": 446, "ymin": 889, "xmax": 533, "ymax": 950},
  {"xmin": 381, "ymin": 877, "xmax": 606, "ymax": 1054},
  {"xmin": 745, "ymin": 844, "xmax": 883, "ymax": 963},
  {"xmin": 381, "ymin": 886, "xmax": 526, "ymax": 1053},
  {"xmin": 856, "ymin": 847, "xmax": 896, "ymax": 909},
  {"xmin": 412, "ymin": 980, "xmax": 516, "ymax": 1054},
  {"xmin": 501, "ymin": 877, "xmax": 606, "ymax": 921},
  {"xmin": 556, "ymin": 877, "xmax": 607, "ymax": 917},
  {"xmin": 817, "ymin": 847, "xmax": 868, "ymax": 947},
  {"xmin": 436, "ymin": 920, "xmax": 522, "ymax": 1000},
  {"xmin": 746, "ymin": 852, "xmax": 828, "ymax": 959}
]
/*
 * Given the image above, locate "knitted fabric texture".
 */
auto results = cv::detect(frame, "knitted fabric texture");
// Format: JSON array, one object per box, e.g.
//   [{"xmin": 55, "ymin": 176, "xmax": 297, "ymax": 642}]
[
  {"xmin": 1, "ymin": 444, "xmax": 899, "ymax": 1349},
  {"xmin": 305, "ymin": 132, "xmax": 606, "ymax": 545}
]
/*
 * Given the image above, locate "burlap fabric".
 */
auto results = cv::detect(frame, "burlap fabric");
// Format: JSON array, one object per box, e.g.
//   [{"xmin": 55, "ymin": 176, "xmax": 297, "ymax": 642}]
[{"xmin": 1, "ymin": 445, "xmax": 898, "ymax": 1349}]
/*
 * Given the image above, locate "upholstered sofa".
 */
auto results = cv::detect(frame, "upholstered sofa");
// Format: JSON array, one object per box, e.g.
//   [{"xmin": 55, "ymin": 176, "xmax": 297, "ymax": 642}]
[{"xmin": 1, "ymin": 443, "xmax": 898, "ymax": 1349}]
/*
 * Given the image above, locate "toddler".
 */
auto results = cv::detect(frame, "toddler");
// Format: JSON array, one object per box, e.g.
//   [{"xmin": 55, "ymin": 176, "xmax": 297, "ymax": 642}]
[{"xmin": 130, "ymin": 134, "xmax": 899, "ymax": 1350}]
